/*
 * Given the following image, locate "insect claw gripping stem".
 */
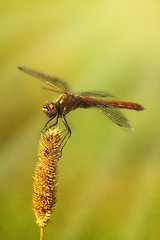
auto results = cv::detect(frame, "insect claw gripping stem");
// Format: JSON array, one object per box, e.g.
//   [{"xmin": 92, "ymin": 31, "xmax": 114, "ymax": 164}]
[{"xmin": 41, "ymin": 115, "xmax": 71, "ymax": 154}]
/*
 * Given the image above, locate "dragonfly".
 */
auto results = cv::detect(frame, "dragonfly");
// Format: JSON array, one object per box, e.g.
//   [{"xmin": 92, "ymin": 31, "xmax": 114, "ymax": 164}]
[{"xmin": 18, "ymin": 66, "xmax": 144, "ymax": 147}]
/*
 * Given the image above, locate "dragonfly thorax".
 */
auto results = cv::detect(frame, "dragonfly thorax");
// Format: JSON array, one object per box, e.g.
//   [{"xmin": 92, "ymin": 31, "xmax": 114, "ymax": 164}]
[{"xmin": 42, "ymin": 101, "xmax": 58, "ymax": 118}]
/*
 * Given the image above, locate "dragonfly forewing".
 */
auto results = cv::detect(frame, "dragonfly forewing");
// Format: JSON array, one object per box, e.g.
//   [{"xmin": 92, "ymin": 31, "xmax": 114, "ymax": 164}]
[{"xmin": 18, "ymin": 66, "xmax": 72, "ymax": 93}]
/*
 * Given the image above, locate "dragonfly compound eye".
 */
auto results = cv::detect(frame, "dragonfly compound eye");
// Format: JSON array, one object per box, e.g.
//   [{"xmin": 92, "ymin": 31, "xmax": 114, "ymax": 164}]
[{"xmin": 42, "ymin": 101, "xmax": 57, "ymax": 118}]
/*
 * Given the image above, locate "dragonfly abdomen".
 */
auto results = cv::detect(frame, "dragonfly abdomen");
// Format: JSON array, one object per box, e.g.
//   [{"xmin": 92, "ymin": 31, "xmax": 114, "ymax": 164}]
[
  {"xmin": 106, "ymin": 101, "xmax": 144, "ymax": 111},
  {"xmin": 79, "ymin": 97, "xmax": 144, "ymax": 111}
]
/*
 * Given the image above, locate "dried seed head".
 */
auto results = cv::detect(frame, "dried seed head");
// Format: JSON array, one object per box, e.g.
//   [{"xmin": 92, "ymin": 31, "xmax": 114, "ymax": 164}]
[{"xmin": 32, "ymin": 127, "xmax": 62, "ymax": 228}]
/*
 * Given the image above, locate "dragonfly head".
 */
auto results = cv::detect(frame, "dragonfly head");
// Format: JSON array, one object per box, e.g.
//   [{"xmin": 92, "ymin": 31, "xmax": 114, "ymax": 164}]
[{"xmin": 42, "ymin": 101, "xmax": 57, "ymax": 118}]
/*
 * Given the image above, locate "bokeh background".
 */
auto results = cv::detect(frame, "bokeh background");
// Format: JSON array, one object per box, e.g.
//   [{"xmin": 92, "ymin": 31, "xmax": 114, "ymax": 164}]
[{"xmin": 0, "ymin": 0, "xmax": 160, "ymax": 239}]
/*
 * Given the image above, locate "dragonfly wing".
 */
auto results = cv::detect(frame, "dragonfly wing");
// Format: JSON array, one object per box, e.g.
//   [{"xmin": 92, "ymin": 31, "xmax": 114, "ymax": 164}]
[
  {"xmin": 95, "ymin": 106, "xmax": 134, "ymax": 130},
  {"xmin": 78, "ymin": 91, "xmax": 117, "ymax": 98},
  {"xmin": 18, "ymin": 66, "xmax": 72, "ymax": 93}
]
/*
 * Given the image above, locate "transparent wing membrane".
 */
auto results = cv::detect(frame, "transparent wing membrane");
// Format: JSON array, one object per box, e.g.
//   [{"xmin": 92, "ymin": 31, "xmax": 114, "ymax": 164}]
[
  {"xmin": 18, "ymin": 66, "xmax": 72, "ymax": 93},
  {"xmin": 78, "ymin": 91, "xmax": 117, "ymax": 98},
  {"xmin": 95, "ymin": 106, "xmax": 134, "ymax": 130}
]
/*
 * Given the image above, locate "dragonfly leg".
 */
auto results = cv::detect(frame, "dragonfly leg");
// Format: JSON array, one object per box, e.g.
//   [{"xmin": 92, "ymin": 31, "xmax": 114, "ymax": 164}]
[
  {"xmin": 41, "ymin": 115, "xmax": 71, "ymax": 154},
  {"xmin": 41, "ymin": 115, "xmax": 59, "ymax": 132},
  {"xmin": 60, "ymin": 115, "xmax": 71, "ymax": 151}
]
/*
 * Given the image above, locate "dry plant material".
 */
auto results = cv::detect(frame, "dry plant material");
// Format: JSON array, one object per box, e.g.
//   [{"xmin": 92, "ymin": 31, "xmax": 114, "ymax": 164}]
[{"xmin": 32, "ymin": 127, "xmax": 62, "ymax": 229}]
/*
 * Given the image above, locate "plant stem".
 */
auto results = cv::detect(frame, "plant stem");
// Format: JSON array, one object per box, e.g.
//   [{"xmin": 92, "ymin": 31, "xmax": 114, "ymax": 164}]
[{"xmin": 40, "ymin": 227, "xmax": 43, "ymax": 240}]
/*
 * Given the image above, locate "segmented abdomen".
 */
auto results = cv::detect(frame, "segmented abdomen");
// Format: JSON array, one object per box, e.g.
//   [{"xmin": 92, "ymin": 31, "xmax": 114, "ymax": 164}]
[
  {"xmin": 106, "ymin": 101, "xmax": 144, "ymax": 111},
  {"xmin": 79, "ymin": 97, "xmax": 144, "ymax": 111}
]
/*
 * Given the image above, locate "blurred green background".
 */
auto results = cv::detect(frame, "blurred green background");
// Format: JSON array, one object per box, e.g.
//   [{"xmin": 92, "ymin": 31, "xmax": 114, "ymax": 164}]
[{"xmin": 0, "ymin": 0, "xmax": 160, "ymax": 239}]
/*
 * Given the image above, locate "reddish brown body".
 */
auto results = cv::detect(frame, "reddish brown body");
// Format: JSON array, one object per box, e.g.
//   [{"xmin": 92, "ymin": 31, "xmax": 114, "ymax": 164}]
[
  {"xmin": 18, "ymin": 65, "xmax": 145, "ymax": 145},
  {"xmin": 54, "ymin": 93, "xmax": 144, "ymax": 116}
]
